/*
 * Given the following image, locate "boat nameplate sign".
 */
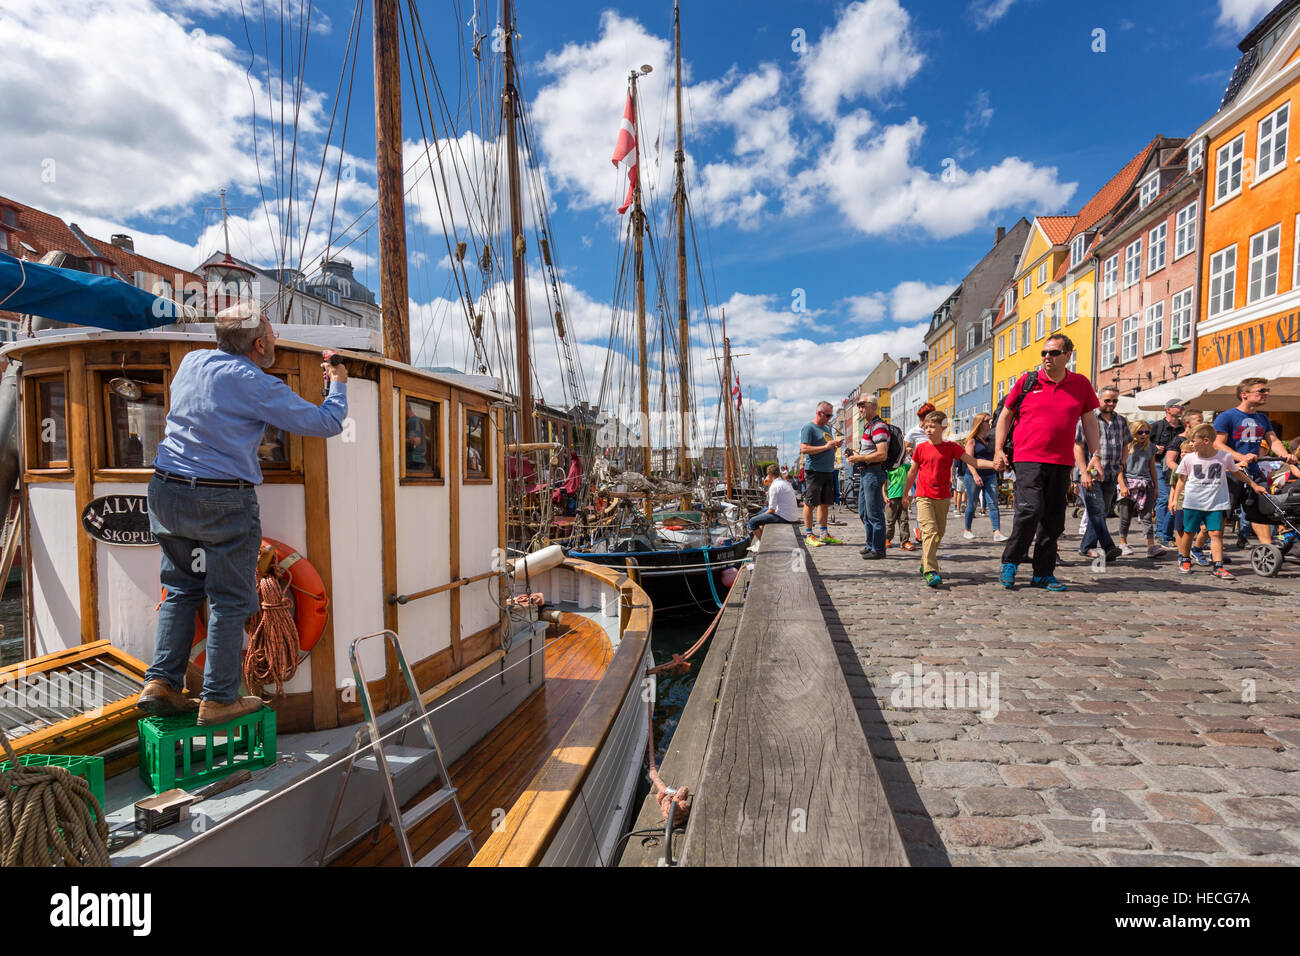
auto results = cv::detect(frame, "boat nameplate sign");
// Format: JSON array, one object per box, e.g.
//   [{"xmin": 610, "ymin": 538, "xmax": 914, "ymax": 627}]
[{"xmin": 81, "ymin": 495, "xmax": 157, "ymax": 547}]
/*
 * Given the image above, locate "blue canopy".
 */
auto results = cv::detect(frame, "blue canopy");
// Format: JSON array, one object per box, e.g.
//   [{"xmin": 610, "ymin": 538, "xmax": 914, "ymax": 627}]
[{"xmin": 0, "ymin": 250, "xmax": 186, "ymax": 331}]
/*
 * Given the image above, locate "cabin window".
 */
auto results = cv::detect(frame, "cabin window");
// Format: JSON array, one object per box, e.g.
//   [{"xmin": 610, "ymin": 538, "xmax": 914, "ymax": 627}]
[
  {"xmin": 256, "ymin": 374, "xmax": 295, "ymax": 472},
  {"xmin": 464, "ymin": 409, "xmax": 490, "ymax": 481},
  {"xmin": 401, "ymin": 396, "xmax": 442, "ymax": 480},
  {"xmin": 101, "ymin": 369, "xmax": 166, "ymax": 468},
  {"xmin": 32, "ymin": 376, "xmax": 69, "ymax": 469}
]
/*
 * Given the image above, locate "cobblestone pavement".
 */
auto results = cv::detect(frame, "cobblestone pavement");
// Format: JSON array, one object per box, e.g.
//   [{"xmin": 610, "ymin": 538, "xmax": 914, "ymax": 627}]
[{"xmin": 806, "ymin": 503, "xmax": 1300, "ymax": 865}]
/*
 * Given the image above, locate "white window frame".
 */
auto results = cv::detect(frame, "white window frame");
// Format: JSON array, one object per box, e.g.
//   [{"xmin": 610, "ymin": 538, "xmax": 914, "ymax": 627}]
[
  {"xmin": 1189, "ymin": 139, "xmax": 1204, "ymax": 172},
  {"xmin": 1121, "ymin": 314, "xmax": 1140, "ymax": 364},
  {"xmin": 1256, "ymin": 102, "xmax": 1290, "ymax": 182},
  {"xmin": 1295, "ymin": 214, "xmax": 1300, "ymax": 290},
  {"xmin": 1067, "ymin": 291, "xmax": 1079, "ymax": 325},
  {"xmin": 1148, "ymin": 222, "xmax": 1167, "ymax": 274},
  {"xmin": 966, "ymin": 327, "xmax": 975, "ymax": 350},
  {"xmin": 998, "ymin": 335, "xmax": 1005, "ymax": 360},
  {"xmin": 1170, "ymin": 287, "xmax": 1194, "ymax": 346},
  {"xmin": 0, "ymin": 231, "xmax": 7, "ymax": 253},
  {"xmin": 1215, "ymin": 133, "xmax": 1244, "ymax": 202},
  {"xmin": 1004, "ymin": 289, "xmax": 1015, "ymax": 313},
  {"xmin": 1009, "ymin": 326, "xmax": 1018, "ymax": 355},
  {"xmin": 1021, "ymin": 319, "xmax": 1031, "ymax": 349},
  {"xmin": 982, "ymin": 358, "xmax": 989, "ymax": 385},
  {"xmin": 1035, "ymin": 310, "xmax": 1045, "ymax": 340},
  {"xmin": 1023, "ymin": 275, "xmax": 1032, "ymax": 296},
  {"xmin": 1100, "ymin": 325, "xmax": 1117, "ymax": 370},
  {"xmin": 1038, "ymin": 262, "xmax": 1047, "ymax": 285},
  {"xmin": 1102, "ymin": 255, "xmax": 1118, "ymax": 299},
  {"xmin": 1066, "ymin": 351, "xmax": 1077, "ymax": 373},
  {"xmin": 1070, "ymin": 234, "xmax": 1086, "ymax": 266},
  {"xmin": 1143, "ymin": 302, "xmax": 1164, "ymax": 356},
  {"xmin": 1248, "ymin": 223, "xmax": 1281, "ymax": 303},
  {"xmin": 983, "ymin": 315, "xmax": 993, "ymax": 339},
  {"xmin": 1124, "ymin": 239, "xmax": 1142, "ymax": 289},
  {"xmin": 1138, "ymin": 172, "xmax": 1159, "ymax": 209},
  {"xmin": 1050, "ymin": 300, "xmax": 1061, "ymax": 332},
  {"xmin": 1174, "ymin": 201, "xmax": 1197, "ymax": 259},
  {"xmin": 1208, "ymin": 245, "xmax": 1237, "ymax": 318}
]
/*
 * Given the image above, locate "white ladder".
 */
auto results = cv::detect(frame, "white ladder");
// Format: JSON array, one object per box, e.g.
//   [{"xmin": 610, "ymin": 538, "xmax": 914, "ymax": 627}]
[{"xmin": 317, "ymin": 630, "xmax": 475, "ymax": 867}]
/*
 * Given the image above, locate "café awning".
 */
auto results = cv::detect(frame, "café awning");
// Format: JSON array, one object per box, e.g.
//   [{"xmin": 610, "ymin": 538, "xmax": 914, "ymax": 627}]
[{"xmin": 1135, "ymin": 341, "xmax": 1300, "ymax": 413}]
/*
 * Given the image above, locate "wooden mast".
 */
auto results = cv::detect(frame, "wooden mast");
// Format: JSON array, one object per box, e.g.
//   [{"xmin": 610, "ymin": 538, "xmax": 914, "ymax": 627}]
[
  {"xmin": 503, "ymin": 0, "xmax": 533, "ymax": 444},
  {"xmin": 374, "ymin": 0, "xmax": 410, "ymax": 362},
  {"xmin": 630, "ymin": 70, "xmax": 651, "ymax": 521},
  {"xmin": 722, "ymin": 308, "xmax": 733, "ymax": 500},
  {"xmin": 672, "ymin": 0, "xmax": 691, "ymax": 491}
]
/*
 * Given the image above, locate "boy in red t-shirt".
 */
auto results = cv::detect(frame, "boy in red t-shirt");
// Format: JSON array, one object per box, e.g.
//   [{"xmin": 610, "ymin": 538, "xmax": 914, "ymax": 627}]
[{"xmin": 903, "ymin": 411, "xmax": 983, "ymax": 587}]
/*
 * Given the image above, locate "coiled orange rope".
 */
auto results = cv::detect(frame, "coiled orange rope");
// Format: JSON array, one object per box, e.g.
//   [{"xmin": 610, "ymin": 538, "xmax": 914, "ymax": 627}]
[{"xmin": 243, "ymin": 565, "xmax": 300, "ymax": 696}]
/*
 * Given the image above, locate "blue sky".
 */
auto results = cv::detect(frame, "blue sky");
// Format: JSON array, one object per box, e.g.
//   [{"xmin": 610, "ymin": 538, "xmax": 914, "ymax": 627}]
[{"xmin": 0, "ymin": 0, "xmax": 1275, "ymax": 457}]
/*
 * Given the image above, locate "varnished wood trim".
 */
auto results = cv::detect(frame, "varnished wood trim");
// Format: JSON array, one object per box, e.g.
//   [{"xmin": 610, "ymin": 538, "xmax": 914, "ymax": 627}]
[
  {"xmin": 470, "ymin": 560, "xmax": 652, "ymax": 867},
  {"xmin": 495, "ymin": 406, "xmax": 506, "ymax": 556},
  {"xmin": 448, "ymin": 392, "xmax": 462, "ymax": 670},
  {"xmin": 377, "ymin": 368, "xmax": 400, "ymax": 708},
  {"xmin": 22, "ymin": 471, "xmax": 74, "ymax": 483},
  {"xmin": 68, "ymin": 351, "xmax": 97, "ymax": 644},
  {"xmin": 300, "ymin": 351, "xmax": 338, "ymax": 730},
  {"xmin": 419, "ymin": 648, "xmax": 504, "ymax": 707}
]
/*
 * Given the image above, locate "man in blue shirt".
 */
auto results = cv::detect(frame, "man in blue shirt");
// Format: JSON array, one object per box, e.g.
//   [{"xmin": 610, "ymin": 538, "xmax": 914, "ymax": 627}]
[
  {"xmin": 798, "ymin": 401, "xmax": 844, "ymax": 545},
  {"xmin": 138, "ymin": 306, "xmax": 349, "ymax": 725},
  {"xmin": 1214, "ymin": 377, "xmax": 1295, "ymax": 548}
]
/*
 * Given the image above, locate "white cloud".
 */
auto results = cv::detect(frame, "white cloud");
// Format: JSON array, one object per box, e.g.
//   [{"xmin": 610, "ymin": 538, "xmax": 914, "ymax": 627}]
[
  {"xmin": 964, "ymin": 90, "xmax": 994, "ymax": 132},
  {"xmin": 800, "ymin": 0, "xmax": 924, "ymax": 120},
  {"xmin": 889, "ymin": 281, "xmax": 956, "ymax": 321},
  {"xmin": 844, "ymin": 293, "xmax": 888, "ymax": 323},
  {"xmin": 794, "ymin": 111, "xmax": 1075, "ymax": 239},
  {"xmin": 970, "ymin": 0, "xmax": 1018, "ymax": 30},
  {"xmin": 1216, "ymin": 0, "xmax": 1277, "ymax": 34}
]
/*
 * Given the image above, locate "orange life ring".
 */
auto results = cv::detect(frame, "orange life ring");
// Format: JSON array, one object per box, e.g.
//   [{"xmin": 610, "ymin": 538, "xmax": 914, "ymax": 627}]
[{"xmin": 160, "ymin": 537, "xmax": 329, "ymax": 671}]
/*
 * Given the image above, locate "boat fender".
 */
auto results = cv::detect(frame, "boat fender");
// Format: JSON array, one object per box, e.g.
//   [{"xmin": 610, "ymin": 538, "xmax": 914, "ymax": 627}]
[{"xmin": 508, "ymin": 543, "xmax": 565, "ymax": 577}]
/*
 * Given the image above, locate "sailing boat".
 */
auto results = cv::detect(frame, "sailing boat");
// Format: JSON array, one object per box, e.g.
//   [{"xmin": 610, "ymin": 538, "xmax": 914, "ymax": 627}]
[
  {"xmin": 0, "ymin": 0, "xmax": 650, "ymax": 867},
  {"xmin": 566, "ymin": 0, "xmax": 750, "ymax": 617}
]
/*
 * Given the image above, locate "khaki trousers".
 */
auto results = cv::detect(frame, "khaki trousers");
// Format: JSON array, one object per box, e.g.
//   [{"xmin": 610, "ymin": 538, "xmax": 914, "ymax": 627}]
[{"xmin": 916, "ymin": 497, "xmax": 949, "ymax": 574}]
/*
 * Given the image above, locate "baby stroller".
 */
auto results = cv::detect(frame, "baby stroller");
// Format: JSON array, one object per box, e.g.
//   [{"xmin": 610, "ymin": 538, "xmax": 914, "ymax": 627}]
[{"xmin": 1248, "ymin": 457, "xmax": 1300, "ymax": 577}]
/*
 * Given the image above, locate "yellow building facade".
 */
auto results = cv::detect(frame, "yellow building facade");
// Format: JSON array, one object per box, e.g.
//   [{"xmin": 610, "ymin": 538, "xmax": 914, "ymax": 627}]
[
  {"xmin": 925, "ymin": 289, "xmax": 959, "ymax": 417},
  {"xmin": 993, "ymin": 217, "xmax": 1073, "ymax": 399}
]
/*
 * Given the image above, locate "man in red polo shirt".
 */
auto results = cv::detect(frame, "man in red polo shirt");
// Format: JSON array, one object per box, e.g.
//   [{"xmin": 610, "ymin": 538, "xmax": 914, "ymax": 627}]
[{"xmin": 992, "ymin": 333, "xmax": 1101, "ymax": 591}]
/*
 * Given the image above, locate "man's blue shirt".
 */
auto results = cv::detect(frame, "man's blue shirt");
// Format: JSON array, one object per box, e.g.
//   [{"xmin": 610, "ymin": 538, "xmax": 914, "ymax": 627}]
[
  {"xmin": 1213, "ymin": 407, "xmax": 1270, "ymax": 479},
  {"xmin": 800, "ymin": 421, "xmax": 837, "ymax": 472},
  {"xmin": 154, "ymin": 349, "xmax": 348, "ymax": 484}
]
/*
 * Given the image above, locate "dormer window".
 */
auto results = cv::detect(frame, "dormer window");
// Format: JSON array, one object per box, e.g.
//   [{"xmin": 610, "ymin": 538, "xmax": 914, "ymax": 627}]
[
  {"xmin": 0, "ymin": 231, "xmax": 7, "ymax": 252},
  {"xmin": 1138, "ymin": 172, "xmax": 1159, "ymax": 209},
  {"xmin": 1003, "ymin": 288, "xmax": 1015, "ymax": 313},
  {"xmin": 0, "ymin": 206, "xmax": 17, "ymax": 228},
  {"xmin": 326, "ymin": 289, "xmax": 341, "ymax": 306},
  {"xmin": 1070, "ymin": 234, "xmax": 1087, "ymax": 266},
  {"xmin": 88, "ymin": 259, "xmax": 114, "ymax": 277}
]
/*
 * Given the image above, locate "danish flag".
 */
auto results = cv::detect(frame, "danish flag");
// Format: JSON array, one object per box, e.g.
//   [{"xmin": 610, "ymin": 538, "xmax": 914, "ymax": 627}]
[
  {"xmin": 611, "ymin": 92, "xmax": 637, "ymax": 215},
  {"xmin": 733, "ymin": 373, "xmax": 742, "ymax": 410}
]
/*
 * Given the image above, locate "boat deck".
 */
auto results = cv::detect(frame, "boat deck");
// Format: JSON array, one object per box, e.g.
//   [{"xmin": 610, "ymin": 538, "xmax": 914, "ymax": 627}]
[{"xmin": 332, "ymin": 612, "xmax": 613, "ymax": 866}]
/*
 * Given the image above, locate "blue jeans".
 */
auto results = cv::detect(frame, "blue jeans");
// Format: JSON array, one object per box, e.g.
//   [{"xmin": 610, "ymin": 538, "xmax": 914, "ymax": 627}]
[
  {"xmin": 858, "ymin": 467, "xmax": 886, "ymax": 555},
  {"xmin": 1080, "ymin": 477, "xmax": 1117, "ymax": 552},
  {"xmin": 1078, "ymin": 480, "xmax": 1116, "ymax": 555},
  {"xmin": 747, "ymin": 512, "xmax": 797, "ymax": 533},
  {"xmin": 145, "ymin": 475, "xmax": 262, "ymax": 703},
  {"xmin": 1154, "ymin": 470, "xmax": 1173, "ymax": 542},
  {"xmin": 963, "ymin": 471, "xmax": 1000, "ymax": 532}
]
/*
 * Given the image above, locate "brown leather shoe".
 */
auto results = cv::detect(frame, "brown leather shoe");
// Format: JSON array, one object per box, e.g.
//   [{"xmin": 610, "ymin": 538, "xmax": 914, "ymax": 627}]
[
  {"xmin": 138, "ymin": 679, "xmax": 199, "ymax": 716},
  {"xmin": 197, "ymin": 696, "xmax": 265, "ymax": 726}
]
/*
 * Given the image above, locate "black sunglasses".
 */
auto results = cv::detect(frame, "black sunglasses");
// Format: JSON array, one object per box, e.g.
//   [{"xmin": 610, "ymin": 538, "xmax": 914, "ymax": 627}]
[
  {"xmin": 1135, "ymin": 430, "xmax": 1150, "ymax": 435},
  {"xmin": 1041, "ymin": 348, "xmax": 1067, "ymax": 357}
]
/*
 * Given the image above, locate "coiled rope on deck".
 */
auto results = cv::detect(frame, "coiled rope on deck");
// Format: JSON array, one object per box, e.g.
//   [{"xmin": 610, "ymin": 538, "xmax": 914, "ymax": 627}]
[{"xmin": 0, "ymin": 727, "xmax": 109, "ymax": 867}]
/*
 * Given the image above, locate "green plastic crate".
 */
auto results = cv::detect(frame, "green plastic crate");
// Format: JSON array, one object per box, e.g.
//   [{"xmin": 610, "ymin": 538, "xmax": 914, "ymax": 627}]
[
  {"xmin": 1, "ymin": 754, "xmax": 106, "ymax": 822},
  {"xmin": 137, "ymin": 709, "xmax": 276, "ymax": 795}
]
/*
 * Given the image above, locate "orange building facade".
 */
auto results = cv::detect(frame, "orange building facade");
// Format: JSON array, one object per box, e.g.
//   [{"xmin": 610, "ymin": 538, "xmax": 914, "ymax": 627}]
[{"xmin": 1193, "ymin": 10, "xmax": 1300, "ymax": 372}]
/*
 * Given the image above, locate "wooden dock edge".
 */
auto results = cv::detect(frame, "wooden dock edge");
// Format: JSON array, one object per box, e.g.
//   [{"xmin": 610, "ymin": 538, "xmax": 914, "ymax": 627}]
[
  {"xmin": 617, "ymin": 563, "xmax": 749, "ymax": 867},
  {"xmin": 623, "ymin": 523, "xmax": 909, "ymax": 866}
]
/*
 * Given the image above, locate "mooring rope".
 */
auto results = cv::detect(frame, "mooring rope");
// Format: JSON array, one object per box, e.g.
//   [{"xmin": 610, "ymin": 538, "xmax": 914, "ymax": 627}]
[{"xmin": 0, "ymin": 726, "xmax": 109, "ymax": 867}]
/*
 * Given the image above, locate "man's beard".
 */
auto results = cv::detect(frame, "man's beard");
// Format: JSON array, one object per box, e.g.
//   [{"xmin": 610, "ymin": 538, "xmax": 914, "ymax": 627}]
[{"xmin": 254, "ymin": 344, "xmax": 275, "ymax": 369}]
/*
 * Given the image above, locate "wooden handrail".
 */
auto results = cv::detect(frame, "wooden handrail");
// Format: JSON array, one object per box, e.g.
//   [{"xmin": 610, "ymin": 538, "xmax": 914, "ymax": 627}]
[{"xmin": 387, "ymin": 569, "xmax": 505, "ymax": 606}]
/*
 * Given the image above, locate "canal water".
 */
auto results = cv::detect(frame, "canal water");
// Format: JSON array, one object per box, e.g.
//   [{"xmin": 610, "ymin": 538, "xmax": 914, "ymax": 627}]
[{"xmin": 647, "ymin": 610, "xmax": 714, "ymax": 766}]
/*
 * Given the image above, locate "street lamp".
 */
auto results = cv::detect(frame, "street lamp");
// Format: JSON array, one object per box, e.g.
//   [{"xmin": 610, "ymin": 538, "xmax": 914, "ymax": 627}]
[{"xmin": 1165, "ymin": 331, "xmax": 1186, "ymax": 380}]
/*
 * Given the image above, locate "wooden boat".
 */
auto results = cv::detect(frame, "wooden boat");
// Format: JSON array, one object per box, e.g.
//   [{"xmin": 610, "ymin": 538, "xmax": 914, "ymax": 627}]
[{"xmin": 0, "ymin": 325, "xmax": 653, "ymax": 866}]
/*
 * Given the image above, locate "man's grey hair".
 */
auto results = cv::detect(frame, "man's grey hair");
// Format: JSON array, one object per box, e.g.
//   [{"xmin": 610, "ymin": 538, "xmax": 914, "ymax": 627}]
[
  {"xmin": 860, "ymin": 394, "xmax": 879, "ymax": 406},
  {"xmin": 1099, "ymin": 385, "xmax": 1121, "ymax": 397},
  {"xmin": 214, "ymin": 302, "xmax": 269, "ymax": 354},
  {"xmin": 816, "ymin": 400, "xmax": 833, "ymax": 413}
]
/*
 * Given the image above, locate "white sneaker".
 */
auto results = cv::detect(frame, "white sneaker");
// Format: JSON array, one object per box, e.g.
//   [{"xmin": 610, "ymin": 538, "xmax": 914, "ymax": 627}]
[
  {"xmin": 1120, "ymin": 544, "xmax": 1134, "ymax": 556},
  {"xmin": 962, "ymin": 530, "xmax": 975, "ymax": 540},
  {"xmin": 1147, "ymin": 544, "xmax": 1166, "ymax": 558},
  {"xmin": 748, "ymin": 540, "xmax": 761, "ymax": 553},
  {"xmin": 992, "ymin": 531, "xmax": 1007, "ymax": 542}
]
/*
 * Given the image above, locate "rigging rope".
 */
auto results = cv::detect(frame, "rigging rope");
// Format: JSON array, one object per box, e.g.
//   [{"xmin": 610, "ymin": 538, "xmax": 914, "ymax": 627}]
[{"xmin": 0, "ymin": 726, "xmax": 109, "ymax": 867}]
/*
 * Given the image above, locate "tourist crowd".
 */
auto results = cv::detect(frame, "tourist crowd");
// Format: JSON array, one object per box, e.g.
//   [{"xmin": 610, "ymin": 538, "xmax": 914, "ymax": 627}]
[{"xmin": 769, "ymin": 332, "xmax": 1298, "ymax": 588}]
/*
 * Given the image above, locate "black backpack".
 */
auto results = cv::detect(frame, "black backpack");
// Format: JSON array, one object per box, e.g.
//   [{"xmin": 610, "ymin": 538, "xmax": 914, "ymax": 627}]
[
  {"xmin": 855, "ymin": 420, "xmax": 905, "ymax": 473},
  {"xmin": 991, "ymin": 370, "xmax": 1041, "ymax": 462}
]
